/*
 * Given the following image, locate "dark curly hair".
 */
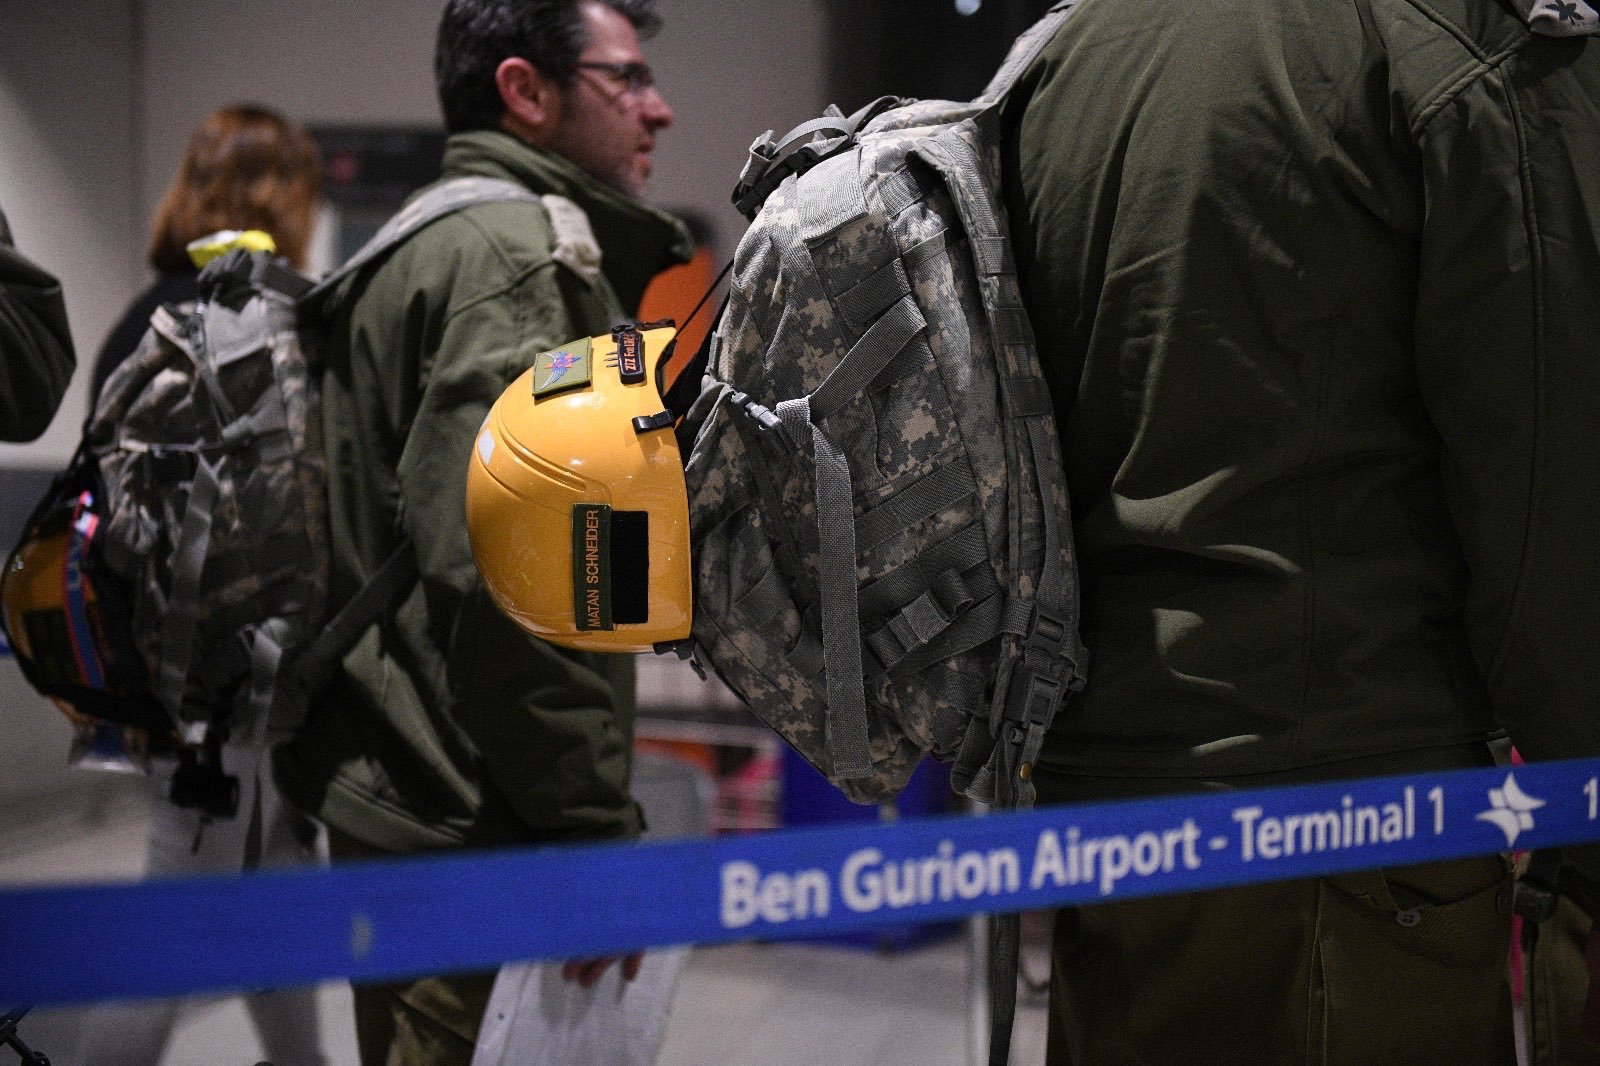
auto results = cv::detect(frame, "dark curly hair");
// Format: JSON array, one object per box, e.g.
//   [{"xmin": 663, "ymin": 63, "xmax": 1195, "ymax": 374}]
[{"xmin": 435, "ymin": 0, "xmax": 662, "ymax": 134}]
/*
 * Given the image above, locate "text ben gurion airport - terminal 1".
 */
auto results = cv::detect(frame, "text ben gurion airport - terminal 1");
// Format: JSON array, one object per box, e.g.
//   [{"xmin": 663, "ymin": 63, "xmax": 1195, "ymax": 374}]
[{"xmin": 720, "ymin": 785, "xmax": 1437, "ymax": 929}]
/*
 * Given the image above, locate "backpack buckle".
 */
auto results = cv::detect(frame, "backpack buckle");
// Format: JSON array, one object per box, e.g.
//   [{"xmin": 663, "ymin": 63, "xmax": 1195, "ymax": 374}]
[
  {"xmin": 729, "ymin": 391, "xmax": 794, "ymax": 447},
  {"xmin": 733, "ymin": 131, "xmax": 780, "ymax": 212},
  {"xmin": 1499, "ymin": 849, "xmax": 1563, "ymax": 922},
  {"xmin": 1500, "ymin": 877, "xmax": 1559, "ymax": 923},
  {"xmin": 1028, "ymin": 603, "xmax": 1089, "ymax": 693},
  {"xmin": 999, "ymin": 604, "xmax": 1083, "ymax": 731}
]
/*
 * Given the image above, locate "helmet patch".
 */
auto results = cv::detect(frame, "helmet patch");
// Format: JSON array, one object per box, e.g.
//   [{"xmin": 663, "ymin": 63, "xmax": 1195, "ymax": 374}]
[{"xmin": 534, "ymin": 337, "xmax": 593, "ymax": 397}]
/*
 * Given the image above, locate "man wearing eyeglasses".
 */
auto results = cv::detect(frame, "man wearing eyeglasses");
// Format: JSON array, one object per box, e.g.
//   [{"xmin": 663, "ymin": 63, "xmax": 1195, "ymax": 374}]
[{"xmin": 273, "ymin": 2, "xmax": 690, "ymax": 1062}]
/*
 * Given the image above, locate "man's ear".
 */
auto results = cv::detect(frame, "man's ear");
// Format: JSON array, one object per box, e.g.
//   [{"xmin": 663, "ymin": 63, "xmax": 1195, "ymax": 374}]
[{"xmin": 496, "ymin": 57, "xmax": 562, "ymax": 144}]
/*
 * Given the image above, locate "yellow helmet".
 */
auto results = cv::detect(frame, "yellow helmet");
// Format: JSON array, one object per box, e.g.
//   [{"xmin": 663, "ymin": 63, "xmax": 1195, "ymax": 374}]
[{"xmin": 466, "ymin": 323, "xmax": 692, "ymax": 653}]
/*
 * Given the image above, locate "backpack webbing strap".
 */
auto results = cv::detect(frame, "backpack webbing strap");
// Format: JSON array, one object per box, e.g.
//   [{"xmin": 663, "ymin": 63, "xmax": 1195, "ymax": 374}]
[
  {"xmin": 859, "ymin": 524, "xmax": 989, "ymax": 616},
  {"xmin": 835, "ymin": 259, "xmax": 912, "ymax": 332},
  {"xmin": 772, "ymin": 294, "xmax": 931, "ymax": 781},
  {"xmin": 156, "ymin": 455, "xmax": 222, "ymax": 733},
  {"xmin": 867, "ymin": 589, "xmax": 1004, "ymax": 681},
  {"xmin": 238, "ymin": 617, "xmax": 293, "ymax": 869},
  {"xmin": 804, "ymin": 296, "xmax": 927, "ymax": 421},
  {"xmin": 187, "ymin": 305, "xmax": 240, "ymax": 427},
  {"xmin": 251, "ymin": 255, "xmax": 313, "ymax": 302},
  {"xmin": 733, "ymin": 97, "xmax": 902, "ymax": 220},
  {"xmin": 302, "ymin": 177, "xmax": 543, "ymax": 307},
  {"xmin": 291, "ymin": 540, "xmax": 419, "ymax": 701},
  {"xmin": 854, "ymin": 462, "xmax": 976, "ymax": 552},
  {"xmin": 977, "ymin": 0, "xmax": 1078, "ymax": 108},
  {"xmin": 988, "ymin": 911, "xmax": 1024, "ymax": 1065},
  {"xmin": 776, "ymin": 393, "xmax": 871, "ymax": 780},
  {"xmin": 239, "ymin": 619, "xmax": 290, "ymax": 747}
]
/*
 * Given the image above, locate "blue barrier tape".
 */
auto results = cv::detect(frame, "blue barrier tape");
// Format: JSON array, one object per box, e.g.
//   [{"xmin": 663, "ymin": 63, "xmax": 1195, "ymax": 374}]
[{"xmin": 6, "ymin": 756, "xmax": 1600, "ymax": 1007}]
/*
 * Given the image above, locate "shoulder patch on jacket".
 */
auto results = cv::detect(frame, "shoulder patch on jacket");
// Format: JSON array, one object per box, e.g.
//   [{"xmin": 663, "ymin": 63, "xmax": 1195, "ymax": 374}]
[
  {"xmin": 1510, "ymin": 0, "xmax": 1600, "ymax": 36},
  {"xmin": 541, "ymin": 194, "xmax": 603, "ymax": 288}
]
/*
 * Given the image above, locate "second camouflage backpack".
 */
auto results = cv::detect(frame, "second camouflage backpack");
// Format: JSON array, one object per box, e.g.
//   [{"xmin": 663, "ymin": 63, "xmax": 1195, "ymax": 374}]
[
  {"xmin": 679, "ymin": 1, "xmax": 1087, "ymax": 814},
  {"xmin": 1, "ymin": 178, "xmax": 541, "ymax": 814}
]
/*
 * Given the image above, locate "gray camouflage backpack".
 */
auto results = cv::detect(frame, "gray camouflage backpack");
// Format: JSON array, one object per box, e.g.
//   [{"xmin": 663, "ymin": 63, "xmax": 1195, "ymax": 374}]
[
  {"xmin": 675, "ymin": 7, "xmax": 1081, "ymax": 1058},
  {"xmin": 683, "ymin": 3, "xmax": 1084, "ymax": 813},
  {"xmin": 28, "ymin": 178, "xmax": 540, "ymax": 816}
]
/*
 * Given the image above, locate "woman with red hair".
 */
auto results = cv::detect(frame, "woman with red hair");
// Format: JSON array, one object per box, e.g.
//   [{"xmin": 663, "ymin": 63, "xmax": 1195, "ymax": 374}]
[{"xmin": 79, "ymin": 104, "xmax": 331, "ymax": 1066}]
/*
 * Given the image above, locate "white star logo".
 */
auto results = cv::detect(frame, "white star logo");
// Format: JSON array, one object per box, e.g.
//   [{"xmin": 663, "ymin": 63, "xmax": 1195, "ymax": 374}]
[{"xmin": 1476, "ymin": 774, "xmax": 1546, "ymax": 847}]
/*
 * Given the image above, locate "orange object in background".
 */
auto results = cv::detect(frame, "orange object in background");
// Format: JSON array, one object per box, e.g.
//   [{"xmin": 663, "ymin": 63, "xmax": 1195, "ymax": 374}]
[
  {"xmin": 638, "ymin": 236, "xmax": 720, "ymax": 396},
  {"xmin": 636, "ymin": 737, "xmax": 718, "ymax": 778}
]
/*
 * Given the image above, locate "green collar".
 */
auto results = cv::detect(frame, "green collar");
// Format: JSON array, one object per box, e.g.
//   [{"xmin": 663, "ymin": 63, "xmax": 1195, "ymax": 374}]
[{"xmin": 440, "ymin": 130, "xmax": 693, "ymax": 313}]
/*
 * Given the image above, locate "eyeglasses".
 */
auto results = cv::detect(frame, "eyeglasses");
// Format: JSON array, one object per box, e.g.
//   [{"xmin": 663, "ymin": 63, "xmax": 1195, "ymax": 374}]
[{"xmin": 572, "ymin": 61, "xmax": 656, "ymax": 95}]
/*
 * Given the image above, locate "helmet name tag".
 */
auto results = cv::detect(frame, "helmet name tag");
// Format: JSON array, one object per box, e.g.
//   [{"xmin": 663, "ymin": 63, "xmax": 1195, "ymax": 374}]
[
  {"xmin": 573, "ymin": 504, "xmax": 613, "ymax": 631},
  {"xmin": 615, "ymin": 328, "xmax": 647, "ymax": 384}
]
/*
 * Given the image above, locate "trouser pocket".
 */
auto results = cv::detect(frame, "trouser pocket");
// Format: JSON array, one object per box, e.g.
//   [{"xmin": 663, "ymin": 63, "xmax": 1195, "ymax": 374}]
[{"xmin": 1315, "ymin": 855, "xmax": 1515, "ymax": 1065}]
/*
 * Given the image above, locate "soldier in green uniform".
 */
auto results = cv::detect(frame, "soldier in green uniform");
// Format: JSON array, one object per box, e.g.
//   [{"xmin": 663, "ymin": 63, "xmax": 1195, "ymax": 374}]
[
  {"xmin": 1003, "ymin": 0, "xmax": 1600, "ymax": 1061},
  {"xmin": 273, "ymin": 2, "xmax": 689, "ymax": 1062}
]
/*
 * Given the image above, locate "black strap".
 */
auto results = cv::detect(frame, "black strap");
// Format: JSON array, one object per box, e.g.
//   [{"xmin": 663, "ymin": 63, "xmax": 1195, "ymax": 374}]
[
  {"xmin": 989, "ymin": 911, "xmax": 1023, "ymax": 1066},
  {"xmin": 0, "ymin": 1006, "xmax": 49, "ymax": 1066},
  {"xmin": 663, "ymin": 296, "xmax": 726, "ymax": 421},
  {"xmin": 292, "ymin": 540, "xmax": 418, "ymax": 695},
  {"xmin": 1505, "ymin": 848, "xmax": 1564, "ymax": 923}
]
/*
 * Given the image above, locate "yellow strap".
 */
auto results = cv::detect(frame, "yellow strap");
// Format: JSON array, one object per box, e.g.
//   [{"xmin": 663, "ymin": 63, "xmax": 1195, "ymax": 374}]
[{"xmin": 186, "ymin": 229, "xmax": 277, "ymax": 269}]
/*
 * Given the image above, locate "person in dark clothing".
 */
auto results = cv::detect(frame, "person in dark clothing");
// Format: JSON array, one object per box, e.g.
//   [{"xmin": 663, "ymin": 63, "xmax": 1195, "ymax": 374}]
[
  {"xmin": 0, "ymin": 205, "xmax": 74, "ymax": 442},
  {"xmin": 89, "ymin": 104, "xmax": 323, "ymax": 397},
  {"xmin": 1003, "ymin": 0, "xmax": 1600, "ymax": 1061}
]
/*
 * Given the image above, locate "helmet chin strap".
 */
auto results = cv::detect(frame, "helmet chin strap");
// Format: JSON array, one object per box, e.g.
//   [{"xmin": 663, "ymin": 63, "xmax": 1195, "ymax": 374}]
[{"xmin": 659, "ymin": 258, "xmax": 735, "ymax": 420}]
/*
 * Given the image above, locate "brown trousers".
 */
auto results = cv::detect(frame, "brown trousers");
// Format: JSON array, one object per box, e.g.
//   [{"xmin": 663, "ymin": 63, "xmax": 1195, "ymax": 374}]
[
  {"xmin": 328, "ymin": 828, "xmax": 498, "ymax": 1066},
  {"xmin": 1526, "ymin": 895, "xmax": 1600, "ymax": 1066},
  {"xmin": 1047, "ymin": 855, "xmax": 1515, "ymax": 1065}
]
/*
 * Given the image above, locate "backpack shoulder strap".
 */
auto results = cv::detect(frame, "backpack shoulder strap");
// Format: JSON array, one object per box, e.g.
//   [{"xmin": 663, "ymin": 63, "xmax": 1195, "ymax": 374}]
[
  {"xmin": 302, "ymin": 176, "xmax": 542, "ymax": 306},
  {"xmin": 976, "ymin": 0, "xmax": 1078, "ymax": 106},
  {"xmin": 540, "ymin": 194, "xmax": 604, "ymax": 287},
  {"xmin": 290, "ymin": 539, "xmax": 417, "ymax": 699}
]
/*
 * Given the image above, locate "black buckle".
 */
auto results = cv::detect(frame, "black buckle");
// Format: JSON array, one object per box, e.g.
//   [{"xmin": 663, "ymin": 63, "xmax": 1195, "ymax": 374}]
[
  {"xmin": 633, "ymin": 411, "xmax": 676, "ymax": 434},
  {"xmin": 652, "ymin": 638, "xmax": 706, "ymax": 680},
  {"xmin": 1504, "ymin": 877, "xmax": 1555, "ymax": 915},
  {"xmin": 1499, "ymin": 849, "xmax": 1563, "ymax": 923},
  {"xmin": 729, "ymin": 392, "xmax": 792, "ymax": 446},
  {"xmin": 169, "ymin": 740, "xmax": 240, "ymax": 819},
  {"xmin": 997, "ymin": 605, "xmax": 1080, "ymax": 729}
]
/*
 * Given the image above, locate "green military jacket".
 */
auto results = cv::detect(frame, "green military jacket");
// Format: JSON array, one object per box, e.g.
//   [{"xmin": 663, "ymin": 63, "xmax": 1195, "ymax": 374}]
[
  {"xmin": 276, "ymin": 131, "xmax": 691, "ymax": 852},
  {"xmin": 1005, "ymin": 0, "xmax": 1600, "ymax": 881},
  {"xmin": 0, "ymin": 207, "xmax": 74, "ymax": 442}
]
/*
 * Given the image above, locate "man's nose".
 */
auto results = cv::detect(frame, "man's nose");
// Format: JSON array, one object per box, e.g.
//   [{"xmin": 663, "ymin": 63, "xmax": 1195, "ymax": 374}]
[{"xmin": 641, "ymin": 86, "xmax": 674, "ymax": 130}]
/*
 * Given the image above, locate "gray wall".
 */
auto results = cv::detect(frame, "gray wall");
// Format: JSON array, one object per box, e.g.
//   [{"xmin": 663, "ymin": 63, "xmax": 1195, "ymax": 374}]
[
  {"xmin": 1, "ymin": 0, "xmax": 828, "ymax": 472},
  {"xmin": 0, "ymin": 0, "xmax": 827, "ymax": 803},
  {"xmin": 0, "ymin": 0, "xmax": 144, "ymax": 469}
]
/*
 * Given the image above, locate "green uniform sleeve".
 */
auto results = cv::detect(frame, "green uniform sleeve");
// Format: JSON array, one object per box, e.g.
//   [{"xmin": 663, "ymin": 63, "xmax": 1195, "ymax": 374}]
[
  {"xmin": 1413, "ymin": 55, "xmax": 1600, "ymax": 899},
  {"xmin": 395, "ymin": 257, "xmax": 642, "ymax": 843},
  {"xmin": 0, "ymin": 207, "xmax": 75, "ymax": 442}
]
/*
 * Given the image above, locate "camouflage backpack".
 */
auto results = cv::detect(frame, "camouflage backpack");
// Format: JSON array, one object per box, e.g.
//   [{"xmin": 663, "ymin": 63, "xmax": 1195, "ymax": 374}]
[
  {"xmin": 682, "ymin": 3, "xmax": 1084, "ymax": 813},
  {"xmin": 675, "ymin": 7, "xmax": 1082, "ymax": 1058},
  {"xmin": 2, "ymin": 178, "xmax": 539, "ymax": 817}
]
